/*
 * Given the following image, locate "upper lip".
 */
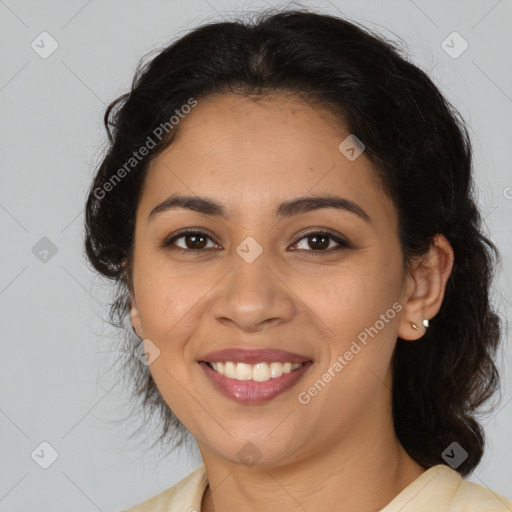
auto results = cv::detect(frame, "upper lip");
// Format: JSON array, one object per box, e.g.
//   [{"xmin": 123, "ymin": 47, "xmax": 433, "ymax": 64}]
[{"xmin": 198, "ymin": 348, "xmax": 312, "ymax": 364}]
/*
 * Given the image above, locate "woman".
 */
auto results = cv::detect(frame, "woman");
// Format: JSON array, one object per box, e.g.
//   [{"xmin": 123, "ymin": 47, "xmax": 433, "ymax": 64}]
[{"xmin": 83, "ymin": 7, "xmax": 512, "ymax": 511}]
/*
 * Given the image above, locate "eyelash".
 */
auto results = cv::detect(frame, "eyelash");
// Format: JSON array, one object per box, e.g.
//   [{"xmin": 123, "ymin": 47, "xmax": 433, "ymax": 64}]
[{"xmin": 160, "ymin": 228, "xmax": 352, "ymax": 256}]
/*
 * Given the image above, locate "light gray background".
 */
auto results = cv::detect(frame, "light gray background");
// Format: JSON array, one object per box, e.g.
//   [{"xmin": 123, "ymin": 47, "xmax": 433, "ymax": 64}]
[{"xmin": 1, "ymin": 0, "xmax": 511, "ymax": 510}]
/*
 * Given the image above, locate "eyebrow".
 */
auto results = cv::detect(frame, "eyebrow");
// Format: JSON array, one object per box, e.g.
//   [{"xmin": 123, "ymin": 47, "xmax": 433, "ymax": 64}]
[{"xmin": 148, "ymin": 193, "xmax": 371, "ymax": 224}]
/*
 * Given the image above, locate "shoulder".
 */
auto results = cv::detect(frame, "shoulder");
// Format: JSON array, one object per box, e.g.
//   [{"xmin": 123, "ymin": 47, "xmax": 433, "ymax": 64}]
[
  {"xmin": 381, "ymin": 464, "xmax": 512, "ymax": 512},
  {"xmin": 450, "ymin": 472, "xmax": 512, "ymax": 511},
  {"xmin": 122, "ymin": 464, "xmax": 208, "ymax": 512}
]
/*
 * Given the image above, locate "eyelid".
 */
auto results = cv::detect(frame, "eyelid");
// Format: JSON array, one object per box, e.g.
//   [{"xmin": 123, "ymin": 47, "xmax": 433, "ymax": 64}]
[
  {"xmin": 161, "ymin": 228, "xmax": 352, "ymax": 252},
  {"xmin": 160, "ymin": 228, "xmax": 218, "ymax": 250},
  {"xmin": 293, "ymin": 227, "xmax": 352, "ymax": 249}
]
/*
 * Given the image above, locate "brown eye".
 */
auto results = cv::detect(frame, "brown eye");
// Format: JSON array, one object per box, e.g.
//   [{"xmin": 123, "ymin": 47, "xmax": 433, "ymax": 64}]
[
  {"xmin": 161, "ymin": 229, "xmax": 351, "ymax": 255},
  {"xmin": 293, "ymin": 230, "xmax": 351, "ymax": 253},
  {"xmin": 305, "ymin": 234, "xmax": 330, "ymax": 250},
  {"xmin": 181, "ymin": 233, "xmax": 208, "ymax": 249},
  {"xmin": 161, "ymin": 230, "xmax": 216, "ymax": 251}
]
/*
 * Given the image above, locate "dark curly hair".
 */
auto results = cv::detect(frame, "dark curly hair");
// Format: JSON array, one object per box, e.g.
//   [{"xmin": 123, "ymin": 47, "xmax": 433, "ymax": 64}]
[{"xmin": 83, "ymin": 7, "xmax": 503, "ymax": 475}]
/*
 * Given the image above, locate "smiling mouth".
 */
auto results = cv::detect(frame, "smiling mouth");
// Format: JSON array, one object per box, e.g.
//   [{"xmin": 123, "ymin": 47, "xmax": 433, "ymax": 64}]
[
  {"xmin": 199, "ymin": 360, "xmax": 313, "ymax": 404},
  {"xmin": 204, "ymin": 360, "xmax": 306, "ymax": 382}
]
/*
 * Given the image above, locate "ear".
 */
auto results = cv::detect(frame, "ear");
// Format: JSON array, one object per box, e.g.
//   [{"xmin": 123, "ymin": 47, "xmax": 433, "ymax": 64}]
[
  {"xmin": 130, "ymin": 294, "xmax": 143, "ymax": 338},
  {"xmin": 121, "ymin": 259, "xmax": 142, "ymax": 338},
  {"xmin": 397, "ymin": 234, "xmax": 454, "ymax": 341}
]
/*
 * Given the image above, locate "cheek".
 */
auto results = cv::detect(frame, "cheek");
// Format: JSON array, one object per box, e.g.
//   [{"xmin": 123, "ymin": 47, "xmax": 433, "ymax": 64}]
[
  {"xmin": 309, "ymin": 251, "xmax": 402, "ymax": 365},
  {"xmin": 133, "ymin": 270, "xmax": 204, "ymax": 422},
  {"xmin": 133, "ymin": 242, "xmax": 204, "ymax": 327},
  {"xmin": 305, "ymin": 276, "xmax": 400, "ymax": 425}
]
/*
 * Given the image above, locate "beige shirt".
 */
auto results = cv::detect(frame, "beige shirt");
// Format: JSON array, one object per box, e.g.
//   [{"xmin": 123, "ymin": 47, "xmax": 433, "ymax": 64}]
[{"xmin": 123, "ymin": 463, "xmax": 512, "ymax": 511}]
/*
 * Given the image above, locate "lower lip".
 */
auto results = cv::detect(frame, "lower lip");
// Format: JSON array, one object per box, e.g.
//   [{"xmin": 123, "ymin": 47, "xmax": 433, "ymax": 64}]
[{"xmin": 199, "ymin": 361, "xmax": 313, "ymax": 404}]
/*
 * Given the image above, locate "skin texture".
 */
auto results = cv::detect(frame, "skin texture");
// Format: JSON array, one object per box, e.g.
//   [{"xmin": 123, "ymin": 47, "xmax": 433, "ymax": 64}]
[{"xmin": 128, "ymin": 93, "xmax": 454, "ymax": 512}]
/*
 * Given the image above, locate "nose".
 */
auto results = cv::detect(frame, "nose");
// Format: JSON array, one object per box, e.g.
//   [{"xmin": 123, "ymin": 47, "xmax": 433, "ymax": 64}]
[{"xmin": 209, "ymin": 251, "xmax": 296, "ymax": 332}]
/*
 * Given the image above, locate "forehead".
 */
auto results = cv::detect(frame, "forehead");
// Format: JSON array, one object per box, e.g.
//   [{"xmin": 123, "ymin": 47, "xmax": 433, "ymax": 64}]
[{"xmin": 138, "ymin": 93, "xmax": 396, "ymax": 227}]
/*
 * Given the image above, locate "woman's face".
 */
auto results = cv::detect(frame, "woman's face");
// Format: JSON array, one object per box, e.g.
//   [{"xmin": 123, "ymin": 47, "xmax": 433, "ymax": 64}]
[{"xmin": 129, "ymin": 92, "xmax": 412, "ymax": 467}]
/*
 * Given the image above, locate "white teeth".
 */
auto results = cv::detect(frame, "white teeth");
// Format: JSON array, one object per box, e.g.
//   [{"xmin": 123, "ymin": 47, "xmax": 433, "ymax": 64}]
[
  {"xmin": 235, "ymin": 362, "xmax": 253, "ymax": 381},
  {"xmin": 208, "ymin": 361, "xmax": 304, "ymax": 382},
  {"xmin": 270, "ymin": 362, "xmax": 283, "ymax": 378},
  {"xmin": 253, "ymin": 363, "xmax": 270, "ymax": 382},
  {"xmin": 224, "ymin": 361, "xmax": 236, "ymax": 379}
]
